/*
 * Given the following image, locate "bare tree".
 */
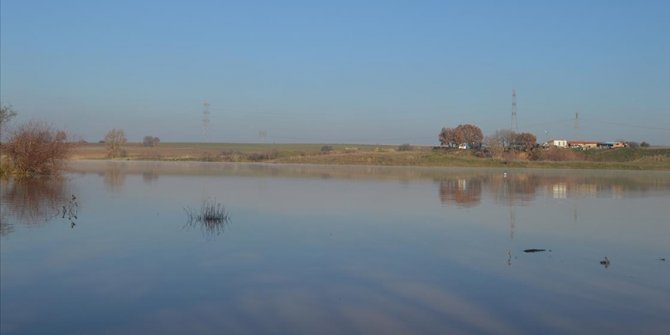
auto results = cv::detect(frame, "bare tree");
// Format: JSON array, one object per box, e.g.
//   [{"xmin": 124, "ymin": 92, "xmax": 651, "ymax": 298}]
[
  {"xmin": 1, "ymin": 105, "xmax": 18, "ymax": 140},
  {"xmin": 4, "ymin": 121, "xmax": 70, "ymax": 176},
  {"xmin": 104, "ymin": 129, "xmax": 127, "ymax": 158},
  {"xmin": 491, "ymin": 129, "xmax": 515, "ymax": 149}
]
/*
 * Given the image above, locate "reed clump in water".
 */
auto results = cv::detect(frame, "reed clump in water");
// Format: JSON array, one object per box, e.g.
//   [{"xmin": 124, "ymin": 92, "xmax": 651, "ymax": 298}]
[{"xmin": 184, "ymin": 199, "xmax": 230, "ymax": 236}]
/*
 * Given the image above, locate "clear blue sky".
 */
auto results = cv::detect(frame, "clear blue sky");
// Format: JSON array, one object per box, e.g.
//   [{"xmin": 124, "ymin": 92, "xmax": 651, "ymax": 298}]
[{"xmin": 2, "ymin": 0, "xmax": 669, "ymax": 144}]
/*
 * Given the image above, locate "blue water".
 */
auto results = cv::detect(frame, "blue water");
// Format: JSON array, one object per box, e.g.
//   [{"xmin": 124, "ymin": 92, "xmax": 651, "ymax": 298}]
[{"xmin": 1, "ymin": 161, "xmax": 669, "ymax": 334}]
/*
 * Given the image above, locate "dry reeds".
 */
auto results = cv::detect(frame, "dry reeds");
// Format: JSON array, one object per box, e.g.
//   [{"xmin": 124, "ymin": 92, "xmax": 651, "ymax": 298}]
[{"xmin": 184, "ymin": 199, "xmax": 230, "ymax": 236}]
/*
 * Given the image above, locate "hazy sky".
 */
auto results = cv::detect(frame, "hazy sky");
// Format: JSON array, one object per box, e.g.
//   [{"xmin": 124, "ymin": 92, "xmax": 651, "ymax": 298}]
[{"xmin": 1, "ymin": 0, "xmax": 669, "ymax": 144}]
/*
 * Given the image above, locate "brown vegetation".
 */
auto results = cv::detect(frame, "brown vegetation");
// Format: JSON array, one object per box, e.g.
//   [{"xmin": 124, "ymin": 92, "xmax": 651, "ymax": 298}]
[
  {"xmin": 104, "ymin": 129, "xmax": 127, "ymax": 158},
  {"xmin": 0, "ymin": 105, "xmax": 17, "ymax": 137},
  {"xmin": 66, "ymin": 142, "xmax": 670, "ymax": 170},
  {"xmin": 439, "ymin": 124, "xmax": 483, "ymax": 148},
  {"xmin": 2, "ymin": 121, "xmax": 70, "ymax": 177}
]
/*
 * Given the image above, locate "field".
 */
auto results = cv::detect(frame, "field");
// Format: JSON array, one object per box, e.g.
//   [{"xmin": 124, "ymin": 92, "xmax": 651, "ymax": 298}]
[{"xmin": 67, "ymin": 143, "xmax": 670, "ymax": 170}]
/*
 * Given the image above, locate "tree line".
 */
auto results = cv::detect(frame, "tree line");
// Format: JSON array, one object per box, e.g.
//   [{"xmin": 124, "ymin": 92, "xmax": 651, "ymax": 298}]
[
  {"xmin": 1, "ymin": 105, "xmax": 161, "ymax": 176},
  {"xmin": 438, "ymin": 124, "xmax": 537, "ymax": 151}
]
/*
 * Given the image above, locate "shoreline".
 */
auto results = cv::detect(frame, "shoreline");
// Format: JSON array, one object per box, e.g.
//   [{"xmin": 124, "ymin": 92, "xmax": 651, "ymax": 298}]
[{"xmin": 67, "ymin": 143, "xmax": 670, "ymax": 171}]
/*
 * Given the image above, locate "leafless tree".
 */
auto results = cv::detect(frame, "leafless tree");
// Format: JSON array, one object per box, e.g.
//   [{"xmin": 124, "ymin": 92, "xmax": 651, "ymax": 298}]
[
  {"xmin": 104, "ymin": 129, "xmax": 127, "ymax": 158},
  {"xmin": 1, "ymin": 105, "xmax": 18, "ymax": 140},
  {"xmin": 3, "ymin": 121, "xmax": 70, "ymax": 176}
]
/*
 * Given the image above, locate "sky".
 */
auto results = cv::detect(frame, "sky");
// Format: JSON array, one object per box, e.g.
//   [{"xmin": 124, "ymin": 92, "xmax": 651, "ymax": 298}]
[{"xmin": 1, "ymin": 0, "xmax": 669, "ymax": 145}]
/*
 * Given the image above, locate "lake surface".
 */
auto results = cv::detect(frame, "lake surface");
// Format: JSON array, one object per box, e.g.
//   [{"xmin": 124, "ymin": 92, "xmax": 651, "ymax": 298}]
[{"xmin": 1, "ymin": 161, "xmax": 669, "ymax": 335}]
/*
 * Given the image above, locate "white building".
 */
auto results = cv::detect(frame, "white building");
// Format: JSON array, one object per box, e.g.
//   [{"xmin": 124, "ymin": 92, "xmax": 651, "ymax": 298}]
[{"xmin": 545, "ymin": 139, "xmax": 568, "ymax": 148}]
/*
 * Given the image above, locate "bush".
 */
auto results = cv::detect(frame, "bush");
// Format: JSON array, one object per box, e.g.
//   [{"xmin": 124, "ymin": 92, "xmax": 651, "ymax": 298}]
[
  {"xmin": 143, "ymin": 136, "xmax": 160, "ymax": 147},
  {"xmin": 626, "ymin": 141, "xmax": 640, "ymax": 149},
  {"xmin": 3, "ymin": 121, "xmax": 70, "ymax": 177},
  {"xmin": 247, "ymin": 150, "xmax": 279, "ymax": 161},
  {"xmin": 640, "ymin": 141, "xmax": 650, "ymax": 148},
  {"xmin": 397, "ymin": 143, "xmax": 413, "ymax": 151},
  {"xmin": 320, "ymin": 145, "xmax": 334, "ymax": 153}
]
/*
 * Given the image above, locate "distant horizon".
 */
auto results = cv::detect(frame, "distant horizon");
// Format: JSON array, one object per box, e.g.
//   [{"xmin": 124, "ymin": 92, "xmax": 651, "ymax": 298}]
[{"xmin": 2, "ymin": 1, "xmax": 668, "ymax": 145}]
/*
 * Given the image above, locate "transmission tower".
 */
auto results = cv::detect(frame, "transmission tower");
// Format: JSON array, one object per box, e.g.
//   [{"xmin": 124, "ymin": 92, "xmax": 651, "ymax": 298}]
[
  {"xmin": 258, "ymin": 130, "xmax": 267, "ymax": 142},
  {"xmin": 202, "ymin": 100, "xmax": 210, "ymax": 139},
  {"xmin": 511, "ymin": 89, "xmax": 518, "ymax": 131}
]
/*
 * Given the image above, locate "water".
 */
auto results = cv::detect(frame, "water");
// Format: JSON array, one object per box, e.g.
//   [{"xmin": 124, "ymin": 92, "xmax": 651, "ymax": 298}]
[{"xmin": 1, "ymin": 161, "xmax": 669, "ymax": 335}]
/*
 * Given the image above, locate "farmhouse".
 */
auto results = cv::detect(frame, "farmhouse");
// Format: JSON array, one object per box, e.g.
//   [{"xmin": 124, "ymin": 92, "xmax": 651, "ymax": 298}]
[
  {"xmin": 568, "ymin": 141, "xmax": 599, "ymax": 150},
  {"xmin": 544, "ymin": 139, "xmax": 568, "ymax": 148}
]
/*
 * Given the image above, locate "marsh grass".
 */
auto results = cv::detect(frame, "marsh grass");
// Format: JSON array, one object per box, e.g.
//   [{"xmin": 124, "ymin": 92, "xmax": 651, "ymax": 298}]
[
  {"xmin": 68, "ymin": 142, "xmax": 670, "ymax": 170},
  {"xmin": 184, "ymin": 199, "xmax": 230, "ymax": 236}
]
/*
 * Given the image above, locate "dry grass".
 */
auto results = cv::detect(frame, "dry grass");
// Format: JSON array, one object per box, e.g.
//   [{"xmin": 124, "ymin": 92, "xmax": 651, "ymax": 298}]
[{"xmin": 67, "ymin": 142, "xmax": 670, "ymax": 170}]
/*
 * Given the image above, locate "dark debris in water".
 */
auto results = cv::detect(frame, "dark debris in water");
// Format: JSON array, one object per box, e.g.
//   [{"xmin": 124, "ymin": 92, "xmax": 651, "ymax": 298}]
[
  {"xmin": 524, "ymin": 248, "xmax": 549, "ymax": 253},
  {"xmin": 600, "ymin": 256, "xmax": 611, "ymax": 268}
]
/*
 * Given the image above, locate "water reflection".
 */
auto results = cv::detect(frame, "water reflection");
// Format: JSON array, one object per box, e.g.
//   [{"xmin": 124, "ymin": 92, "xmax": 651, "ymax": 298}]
[
  {"xmin": 0, "ymin": 177, "xmax": 82, "ymax": 235},
  {"xmin": 439, "ymin": 178, "xmax": 482, "ymax": 207},
  {"xmin": 1, "ymin": 178, "xmax": 69, "ymax": 226},
  {"xmin": 437, "ymin": 173, "xmax": 541, "ymax": 207},
  {"xmin": 436, "ymin": 171, "xmax": 670, "ymax": 207},
  {"xmin": 2, "ymin": 161, "xmax": 669, "ymax": 334},
  {"xmin": 100, "ymin": 162, "xmax": 126, "ymax": 191},
  {"xmin": 66, "ymin": 161, "xmax": 670, "ymax": 205}
]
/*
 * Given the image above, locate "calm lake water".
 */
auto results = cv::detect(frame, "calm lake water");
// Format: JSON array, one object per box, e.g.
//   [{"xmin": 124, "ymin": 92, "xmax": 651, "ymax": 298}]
[{"xmin": 1, "ymin": 161, "xmax": 669, "ymax": 335}]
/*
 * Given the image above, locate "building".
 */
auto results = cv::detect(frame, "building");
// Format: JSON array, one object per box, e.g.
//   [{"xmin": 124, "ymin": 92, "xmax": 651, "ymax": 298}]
[
  {"xmin": 598, "ymin": 141, "xmax": 626, "ymax": 149},
  {"xmin": 544, "ymin": 139, "xmax": 568, "ymax": 148},
  {"xmin": 568, "ymin": 141, "xmax": 599, "ymax": 150}
]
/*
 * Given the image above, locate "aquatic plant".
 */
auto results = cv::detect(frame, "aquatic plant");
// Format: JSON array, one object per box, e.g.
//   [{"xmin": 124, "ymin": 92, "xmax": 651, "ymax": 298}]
[{"xmin": 184, "ymin": 199, "xmax": 230, "ymax": 236}]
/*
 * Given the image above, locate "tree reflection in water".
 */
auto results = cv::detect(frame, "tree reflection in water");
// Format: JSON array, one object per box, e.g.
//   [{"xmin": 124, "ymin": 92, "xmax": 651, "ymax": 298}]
[
  {"xmin": 437, "ymin": 173, "xmax": 541, "ymax": 208},
  {"xmin": 0, "ymin": 177, "xmax": 77, "ymax": 234},
  {"xmin": 100, "ymin": 162, "xmax": 125, "ymax": 192},
  {"xmin": 436, "ymin": 171, "xmax": 670, "ymax": 208},
  {"xmin": 439, "ymin": 177, "xmax": 484, "ymax": 207}
]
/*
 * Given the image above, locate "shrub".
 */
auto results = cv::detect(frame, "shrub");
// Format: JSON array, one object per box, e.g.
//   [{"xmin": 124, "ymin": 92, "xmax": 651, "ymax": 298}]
[
  {"xmin": 626, "ymin": 141, "xmax": 640, "ymax": 149},
  {"xmin": 247, "ymin": 150, "xmax": 279, "ymax": 161},
  {"xmin": 640, "ymin": 141, "xmax": 650, "ymax": 148},
  {"xmin": 143, "ymin": 136, "xmax": 160, "ymax": 147},
  {"xmin": 3, "ymin": 121, "xmax": 70, "ymax": 177},
  {"xmin": 397, "ymin": 143, "xmax": 413, "ymax": 151},
  {"xmin": 320, "ymin": 145, "xmax": 334, "ymax": 153}
]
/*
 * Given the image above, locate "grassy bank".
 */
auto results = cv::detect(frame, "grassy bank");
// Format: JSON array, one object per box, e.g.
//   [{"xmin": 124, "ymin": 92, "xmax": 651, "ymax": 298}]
[{"xmin": 67, "ymin": 143, "xmax": 670, "ymax": 170}]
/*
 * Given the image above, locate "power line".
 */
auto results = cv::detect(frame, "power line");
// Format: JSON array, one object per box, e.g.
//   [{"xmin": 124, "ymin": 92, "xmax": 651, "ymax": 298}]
[
  {"xmin": 202, "ymin": 100, "xmax": 210, "ymax": 139},
  {"xmin": 511, "ymin": 89, "xmax": 518, "ymax": 131}
]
